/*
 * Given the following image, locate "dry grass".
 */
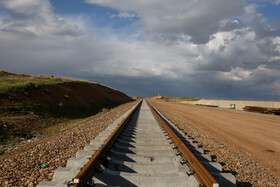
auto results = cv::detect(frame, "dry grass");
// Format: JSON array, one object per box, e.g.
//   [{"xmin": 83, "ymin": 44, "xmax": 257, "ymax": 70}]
[{"xmin": 0, "ymin": 72, "xmax": 70, "ymax": 94}]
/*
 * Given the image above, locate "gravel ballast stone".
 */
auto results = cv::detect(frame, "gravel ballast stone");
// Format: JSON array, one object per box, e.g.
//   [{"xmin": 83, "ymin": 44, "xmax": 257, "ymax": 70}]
[{"xmin": 0, "ymin": 101, "xmax": 136, "ymax": 187}]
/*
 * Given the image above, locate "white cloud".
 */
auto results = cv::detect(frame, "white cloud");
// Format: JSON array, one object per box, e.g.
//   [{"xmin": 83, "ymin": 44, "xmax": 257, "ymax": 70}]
[
  {"xmin": 273, "ymin": 37, "xmax": 280, "ymax": 51},
  {"xmin": 220, "ymin": 67, "xmax": 253, "ymax": 81},
  {"xmin": 199, "ymin": 28, "xmax": 272, "ymax": 72},
  {"xmin": 0, "ymin": 0, "xmax": 42, "ymax": 14},
  {"xmin": 86, "ymin": 0, "xmax": 246, "ymax": 43},
  {"xmin": 110, "ymin": 12, "xmax": 138, "ymax": 19},
  {"xmin": 0, "ymin": 0, "xmax": 82, "ymax": 36}
]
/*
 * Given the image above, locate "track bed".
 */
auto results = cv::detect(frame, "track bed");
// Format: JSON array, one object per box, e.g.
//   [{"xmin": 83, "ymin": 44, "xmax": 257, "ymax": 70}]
[
  {"xmin": 38, "ymin": 100, "xmax": 235, "ymax": 187},
  {"xmin": 92, "ymin": 101, "xmax": 198, "ymax": 186}
]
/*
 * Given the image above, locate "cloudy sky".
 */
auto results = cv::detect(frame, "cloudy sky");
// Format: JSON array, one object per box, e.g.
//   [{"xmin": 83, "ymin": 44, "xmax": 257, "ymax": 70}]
[{"xmin": 0, "ymin": 0, "xmax": 280, "ymax": 99}]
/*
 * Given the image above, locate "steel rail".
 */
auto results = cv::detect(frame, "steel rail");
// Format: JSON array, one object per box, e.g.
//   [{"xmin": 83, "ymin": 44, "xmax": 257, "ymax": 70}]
[
  {"xmin": 72, "ymin": 100, "xmax": 142, "ymax": 187},
  {"xmin": 147, "ymin": 100, "xmax": 219, "ymax": 187}
]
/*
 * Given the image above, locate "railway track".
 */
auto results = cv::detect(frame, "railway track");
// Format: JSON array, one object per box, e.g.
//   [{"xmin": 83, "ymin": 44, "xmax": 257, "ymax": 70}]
[{"xmin": 38, "ymin": 100, "xmax": 236, "ymax": 187}]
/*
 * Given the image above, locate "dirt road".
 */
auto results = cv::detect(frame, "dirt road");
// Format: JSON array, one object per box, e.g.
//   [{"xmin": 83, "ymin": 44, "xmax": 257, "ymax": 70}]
[{"xmin": 151, "ymin": 99, "xmax": 280, "ymax": 186}]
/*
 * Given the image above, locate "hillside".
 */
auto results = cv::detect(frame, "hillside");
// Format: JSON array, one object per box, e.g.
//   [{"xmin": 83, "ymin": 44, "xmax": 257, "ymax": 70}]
[{"xmin": 0, "ymin": 70, "xmax": 133, "ymax": 153}]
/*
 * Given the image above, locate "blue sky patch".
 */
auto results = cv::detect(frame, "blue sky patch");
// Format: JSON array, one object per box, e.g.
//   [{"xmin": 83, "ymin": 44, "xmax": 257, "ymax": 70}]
[
  {"xmin": 257, "ymin": 2, "xmax": 280, "ymax": 21},
  {"xmin": 50, "ymin": 0, "xmax": 138, "ymax": 30}
]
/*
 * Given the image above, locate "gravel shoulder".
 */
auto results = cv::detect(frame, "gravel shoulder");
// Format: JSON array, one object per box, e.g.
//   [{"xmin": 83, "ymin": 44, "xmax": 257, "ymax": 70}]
[
  {"xmin": 0, "ymin": 101, "xmax": 137, "ymax": 187},
  {"xmin": 151, "ymin": 99, "xmax": 280, "ymax": 187}
]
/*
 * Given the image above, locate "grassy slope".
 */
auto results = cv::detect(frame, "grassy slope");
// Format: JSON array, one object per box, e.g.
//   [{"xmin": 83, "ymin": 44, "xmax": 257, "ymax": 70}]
[
  {"xmin": 0, "ymin": 70, "xmax": 133, "ymax": 153},
  {"xmin": 0, "ymin": 71, "xmax": 68, "ymax": 93}
]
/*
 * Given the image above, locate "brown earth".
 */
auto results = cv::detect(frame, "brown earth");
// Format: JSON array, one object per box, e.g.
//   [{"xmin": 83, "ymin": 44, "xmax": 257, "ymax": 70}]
[
  {"xmin": 0, "ymin": 101, "xmax": 136, "ymax": 186},
  {"xmin": 0, "ymin": 81, "xmax": 133, "ymax": 117},
  {"xmin": 151, "ymin": 99, "xmax": 280, "ymax": 187},
  {"xmin": 0, "ymin": 71, "xmax": 133, "ymax": 153}
]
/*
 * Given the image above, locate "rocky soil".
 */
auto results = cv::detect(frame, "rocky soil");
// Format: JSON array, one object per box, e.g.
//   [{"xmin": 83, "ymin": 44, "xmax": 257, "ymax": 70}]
[{"xmin": 0, "ymin": 101, "xmax": 136, "ymax": 187}]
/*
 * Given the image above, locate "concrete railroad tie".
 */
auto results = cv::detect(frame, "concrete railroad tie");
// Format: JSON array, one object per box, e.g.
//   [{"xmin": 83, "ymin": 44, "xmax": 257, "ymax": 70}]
[
  {"xmin": 90, "ymin": 101, "xmax": 196, "ymax": 187},
  {"xmin": 38, "ymin": 101, "xmax": 236, "ymax": 187}
]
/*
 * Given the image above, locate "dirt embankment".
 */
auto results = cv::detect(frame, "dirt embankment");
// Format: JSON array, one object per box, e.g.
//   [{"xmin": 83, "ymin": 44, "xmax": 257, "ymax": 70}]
[
  {"xmin": 0, "ymin": 71, "xmax": 133, "ymax": 152},
  {"xmin": 0, "ymin": 80, "xmax": 132, "ymax": 117},
  {"xmin": 151, "ymin": 99, "xmax": 280, "ymax": 187}
]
